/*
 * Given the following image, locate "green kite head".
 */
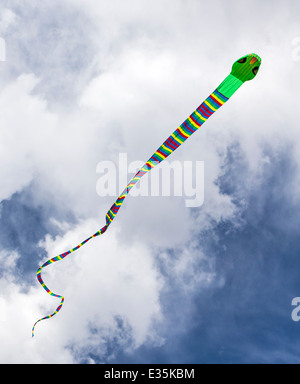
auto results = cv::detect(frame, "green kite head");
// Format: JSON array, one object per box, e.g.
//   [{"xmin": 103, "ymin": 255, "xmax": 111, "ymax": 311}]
[{"xmin": 231, "ymin": 53, "xmax": 261, "ymax": 82}]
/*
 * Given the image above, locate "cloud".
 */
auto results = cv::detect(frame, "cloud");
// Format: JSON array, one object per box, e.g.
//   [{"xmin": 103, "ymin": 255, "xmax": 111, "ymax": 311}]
[
  {"xmin": 1, "ymin": 0, "xmax": 300, "ymax": 364},
  {"xmin": 0, "ymin": 220, "xmax": 165, "ymax": 363},
  {"xmin": 0, "ymin": 73, "xmax": 50, "ymax": 200}
]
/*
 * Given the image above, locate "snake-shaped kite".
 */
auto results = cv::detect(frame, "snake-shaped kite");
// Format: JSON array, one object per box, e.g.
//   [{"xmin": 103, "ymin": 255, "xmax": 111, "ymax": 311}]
[{"xmin": 32, "ymin": 53, "xmax": 262, "ymax": 336}]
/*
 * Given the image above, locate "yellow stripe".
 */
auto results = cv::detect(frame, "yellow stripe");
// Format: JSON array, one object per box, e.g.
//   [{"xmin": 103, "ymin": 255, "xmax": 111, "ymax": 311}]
[
  {"xmin": 154, "ymin": 151, "xmax": 165, "ymax": 160},
  {"xmin": 146, "ymin": 161, "xmax": 154, "ymax": 168},
  {"xmin": 212, "ymin": 94, "xmax": 224, "ymax": 105},
  {"xmin": 194, "ymin": 110, "xmax": 206, "ymax": 122},
  {"xmin": 187, "ymin": 117, "xmax": 200, "ymax": 129},
  {"xmin": 171, "ymin": 132, "xmax": 184, "ymax": 144},
  {"xmin": 177, "ymin": 126, "xmax": 189, "ymax": 138},
  {"xmin": 204, "ymin": 100, "xmax": 217, "ymax": 111},
  {"xmin": 155, "ymin": 150, "xmax": 166, "ymax": 159},
  {"xmin": 161, "ymin": 144, "xmax": 172, "ymax": 154}
]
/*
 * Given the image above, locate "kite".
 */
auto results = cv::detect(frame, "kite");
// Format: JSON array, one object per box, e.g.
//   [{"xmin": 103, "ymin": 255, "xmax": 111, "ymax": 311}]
[{"xmin": 32, "ymin": 53, "xmax": 262, "ymax": 336}]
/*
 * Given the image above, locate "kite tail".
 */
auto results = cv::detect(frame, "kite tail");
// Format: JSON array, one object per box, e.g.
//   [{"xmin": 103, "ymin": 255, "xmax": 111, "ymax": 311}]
[
  {"xmin": 32, "ymin": 225, "xmax": 108, "ymax": 337},
  {"xmin": 32, "ymin": 182, "xmax": 141, "ymax": 336}
]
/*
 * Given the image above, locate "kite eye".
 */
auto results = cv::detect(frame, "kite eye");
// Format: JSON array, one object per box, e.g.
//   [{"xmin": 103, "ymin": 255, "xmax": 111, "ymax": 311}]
[
  {"xmin": 252, "ymin": 66, "xmax": 259, "ymax": 75},
  {"xmin": 237, "ymin": 57, "xmax": 247, "ymax": 63}
]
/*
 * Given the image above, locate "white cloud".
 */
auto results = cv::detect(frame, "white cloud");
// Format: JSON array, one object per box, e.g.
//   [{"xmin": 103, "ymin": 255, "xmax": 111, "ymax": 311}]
[
  {"xmin": 1, "ymin": 0, "xmax": 300, "ymax": 363},
  {"xmin": 39, "ymin": 219, "xmax": 164, "ymax": 347},
  {"xmin": 0, "ymin": 7, "xmax": 18, "ymax": 33},
  {"xmin": 0, "ymin": 219, "xmax": 164, "ymax": 363},
  {"xmin": 0, "ymin": 73, "xmax": 50, "ymax": 200}
]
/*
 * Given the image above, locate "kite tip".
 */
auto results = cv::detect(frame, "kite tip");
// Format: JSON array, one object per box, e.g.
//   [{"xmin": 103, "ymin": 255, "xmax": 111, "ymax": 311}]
[
  {"xmin": 32, "ymin": 321, "xmax": 38, "ymax": 337},
  {"xmin": 231, "ymin": 53, "xmax": 262, "ymax": 82}
]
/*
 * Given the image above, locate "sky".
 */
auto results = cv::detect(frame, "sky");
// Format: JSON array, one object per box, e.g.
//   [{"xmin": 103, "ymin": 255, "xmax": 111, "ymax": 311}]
[{"xmin": 0, "ymin": 0, "xmax": 300, "ymax": 364}]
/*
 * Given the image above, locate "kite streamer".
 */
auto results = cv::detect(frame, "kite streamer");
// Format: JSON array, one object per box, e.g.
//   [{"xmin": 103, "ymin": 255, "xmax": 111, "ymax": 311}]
[{"xmin": 32, "ymin": 53, "xmax": 261, "ymax": 336}]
